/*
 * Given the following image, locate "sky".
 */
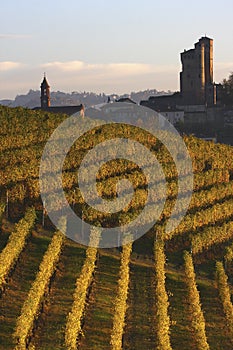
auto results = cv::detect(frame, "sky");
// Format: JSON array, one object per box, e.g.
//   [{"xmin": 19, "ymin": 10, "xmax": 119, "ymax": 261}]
[{"xmin": 1, "ymin": 0, "xmax": 233, "ymax": 99}]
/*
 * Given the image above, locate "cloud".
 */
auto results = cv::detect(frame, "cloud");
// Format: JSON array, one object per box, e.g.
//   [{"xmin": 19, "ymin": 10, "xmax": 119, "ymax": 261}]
[
  {"xmin": 38, "ymin": 60, "xmax": 233, "ymax": 86},
  {"xmin": 42, "ymin": 61, "xmax": 153, "ymax": 79},
  {"xmin": 215, "ymin": 62, "xmax": 233, "ymax": 70},
  {"xmin": 39, "ymin": 60, "xmax": 179, "ymax": 95},
  {"xmin": 0, "ymin": 60, "xmax": 179, "ymax": 98},
  {"xmin": 42, "ymin": 60, "xmax": 177, "ymax": 77},
  {"xmin": 42, "ymin": 61, "xmax": 85, "ymax": 71},
  {"xmin": 0, "ymin": 61, "xmax": 23, "ymax": 71},
  {"xmin": 0, "ymin": 34, "xmax": 31, "ymax": 39}
]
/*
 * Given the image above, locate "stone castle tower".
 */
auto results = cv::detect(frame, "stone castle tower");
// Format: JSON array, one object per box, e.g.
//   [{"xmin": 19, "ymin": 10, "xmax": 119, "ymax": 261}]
[
  {"xmin": 180, "ymin": 36, "xmax": 216, "ymax": 105},
  {"xmin": 40, "ymin": 74, "xmax": 50, "ymax": 109}
]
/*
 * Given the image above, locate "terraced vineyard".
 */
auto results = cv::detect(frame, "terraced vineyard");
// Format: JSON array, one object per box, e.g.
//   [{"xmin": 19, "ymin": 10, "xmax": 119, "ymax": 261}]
[{"xmin": 0, "ymin": 105, "xmax": 233, "ymax": 349}]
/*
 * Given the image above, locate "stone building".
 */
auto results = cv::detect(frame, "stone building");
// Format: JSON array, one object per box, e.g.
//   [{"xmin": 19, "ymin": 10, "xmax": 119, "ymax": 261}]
[
  {"xmin": 34, "ymin": 75, "xmax": 84, "ymax": 116},
  {"xmin": 140, "ymin": 36, "xmax": 219, "ymax": 114},
  {"xmin": 180, "ymin": 36, "xmax": 216, "ymax": 106},
  {"xmin": 40, "ymin": 75, "xmax": 51, "ymax": 109},
  {"xmin": 159, "ymin": 109, "xmax": 184, "ymax": 125}
]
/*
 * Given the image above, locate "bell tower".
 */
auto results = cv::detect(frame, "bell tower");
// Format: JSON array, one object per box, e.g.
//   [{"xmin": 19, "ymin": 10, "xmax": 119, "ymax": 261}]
[{"xmin": 40, "ymin": 74, "xmax": 50, "ymax": 109}]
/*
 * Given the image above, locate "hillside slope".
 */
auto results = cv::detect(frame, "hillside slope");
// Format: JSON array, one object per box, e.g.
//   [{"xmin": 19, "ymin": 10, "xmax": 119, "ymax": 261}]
[{"xmin": 0, "ymin": 106, "xmax": 233, "ymax": 349}]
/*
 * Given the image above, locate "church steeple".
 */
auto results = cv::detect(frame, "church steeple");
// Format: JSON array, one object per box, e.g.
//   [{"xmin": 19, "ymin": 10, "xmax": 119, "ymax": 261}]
[{"xmin": 40, "ymin": 73, "xmax": 50, "ymax": 109}]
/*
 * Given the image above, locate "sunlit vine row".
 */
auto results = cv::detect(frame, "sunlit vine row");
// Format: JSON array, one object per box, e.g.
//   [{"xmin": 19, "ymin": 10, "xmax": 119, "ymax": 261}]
[
  {"xmin": 110, "ymin": 238, "xmax": 132, "ymax": 350},
  {"xmin": 154, "ymin": 237, "xmax": 172, "ymax": 350},
  {"xmin": 0, "ymin": 207, "xmax": 36, "ymax": 292},
  {"xmin": 215, "ymin": 261, "xmax": 233, "ymax": 338},
  {"xmin": 0, "ymin": 203, "xmax": 5, "ymax": 223},
  {"xmin": 65, "ymin": 227, "xmax": 100, "ymax": 350},
  {"xmin": 191, "ymin": 220, "xmax": 233, "ymax": 255},
  {"xmin": 170, "ymin": 197, "xmax": 233, "ymax": 240},
  {"xmin": 224, "ymin": 243, "xmax": 233, "ymax": 264},
  {"xmin": 183, "ymin": 251, "xmax": 209, "ymax": 350},
  {"xmin": 14, "ymin": 224, "xmax": 65, "ymax": 350}
]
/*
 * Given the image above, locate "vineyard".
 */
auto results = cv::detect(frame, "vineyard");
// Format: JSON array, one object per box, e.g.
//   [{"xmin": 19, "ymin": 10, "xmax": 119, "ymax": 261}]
[{"xmin": 0, "ymin": 105, "xmax": 233, "ymax": 349}]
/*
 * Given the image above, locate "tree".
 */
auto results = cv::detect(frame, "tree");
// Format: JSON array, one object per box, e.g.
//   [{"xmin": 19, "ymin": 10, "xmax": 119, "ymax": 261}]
[{"xmin": 221, "ymin": 72, "xmax": 233, "ymax": 105}]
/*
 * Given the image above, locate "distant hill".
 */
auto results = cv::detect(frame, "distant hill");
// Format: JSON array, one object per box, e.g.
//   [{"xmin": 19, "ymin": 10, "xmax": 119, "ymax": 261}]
[{"xmin": 0, "ymin": 89, "xmax": 173, "ymax": 108}]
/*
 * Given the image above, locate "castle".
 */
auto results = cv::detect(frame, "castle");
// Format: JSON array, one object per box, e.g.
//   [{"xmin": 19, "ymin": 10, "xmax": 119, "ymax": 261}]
[
  {"xmin": 180, "ymin": 36, "xmax": 216, "ymax": 105},
  {"xmin": 141, "ymin": 36, "xmax": 221, "ymax": 112}
]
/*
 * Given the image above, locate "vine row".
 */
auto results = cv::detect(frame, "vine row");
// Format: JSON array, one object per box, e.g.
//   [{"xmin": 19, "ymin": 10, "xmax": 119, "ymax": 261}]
[
  {"xmin": 0, "ymin": 207, "xmax": 36, "ymax": 293},
  {"xmin": 14, "ymin": 225, "xmax": 65, "ymax": 350},
  {"xmin": 65, "ymin": 227, "xmax": 100, "ymax": 350}
]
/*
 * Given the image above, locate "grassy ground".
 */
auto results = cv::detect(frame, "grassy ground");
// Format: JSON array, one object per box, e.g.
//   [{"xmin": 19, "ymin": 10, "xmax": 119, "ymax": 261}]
[
  {"xmin": 166, "ymin": 268, "xmax": 193, "ymax": 350},
  {"xmin": 79, "ymin": 254, "xmax": 121, "ymax": 350},
  {"xmin": 197, "ymin": 265, "xmax": 233, "ymax": 349},
  {"xmin": 123, "ymin": 263, "xmax": 156, "ymax": 350}
]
